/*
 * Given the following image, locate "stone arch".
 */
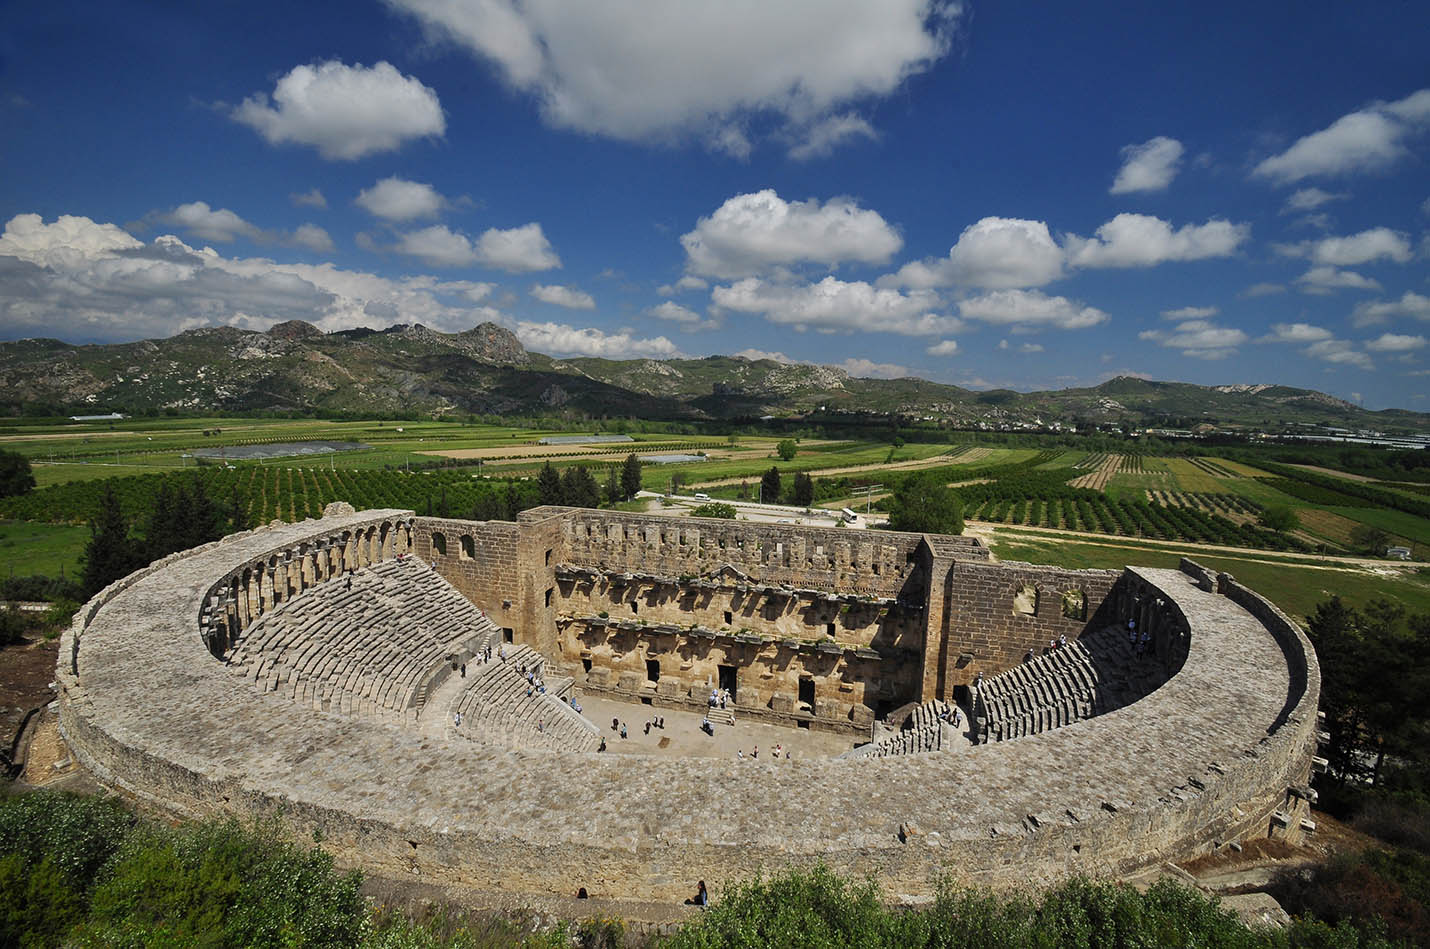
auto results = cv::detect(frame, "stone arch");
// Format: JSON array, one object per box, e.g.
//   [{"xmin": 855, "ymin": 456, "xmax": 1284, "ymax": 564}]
[
  {"xmin": 432, "ymin": 531, "xmax": 448, "ymax": 557},
  {"xmin": 460, "ymin": 534, "xmax": 476, "ymax": 560},
  {"xmin": 1012, "ymin": 583, "xmax": 1039, "ymax": 616}
]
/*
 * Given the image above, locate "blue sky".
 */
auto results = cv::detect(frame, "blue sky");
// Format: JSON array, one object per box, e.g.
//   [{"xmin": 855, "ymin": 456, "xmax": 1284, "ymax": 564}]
[{"xmin": 1, "ymin": 1, "xmax": 1427, "ymax": 409}]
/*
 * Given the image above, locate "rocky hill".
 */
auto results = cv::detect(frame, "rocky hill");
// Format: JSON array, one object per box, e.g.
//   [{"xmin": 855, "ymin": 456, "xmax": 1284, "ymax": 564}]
[{"xmin": 1, "ymin": 322, "xmax": 1426, "ymax": 432}]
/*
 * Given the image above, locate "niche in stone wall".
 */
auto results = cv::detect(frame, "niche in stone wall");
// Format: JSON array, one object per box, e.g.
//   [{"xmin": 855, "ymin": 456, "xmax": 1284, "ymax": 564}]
[
  {"xmin": 432, "ymin": 532, "xmax": 447, "ymax": 556},
  {"xmin": 1013, "ymin": 584, "xmax": 1039, "ymax": 615},
  {"xmin": 460, "ymin": 535, "xmax": 475, "ymax": 560},
  {"xmin": 1061, "ymin": 589, "xmax": 1086, "ymax": 620}
]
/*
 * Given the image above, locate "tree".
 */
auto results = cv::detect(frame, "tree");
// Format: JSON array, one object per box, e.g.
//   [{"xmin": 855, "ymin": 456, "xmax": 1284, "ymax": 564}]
[
  {"xmin": 776, "ymin": 439, "xmax": 798, "ymax": 462},
  {"xmin": 604, "ymin": 465, "xmax": 622, "ymax": 505},
  {"xmin": 690, "ymin": 502, "xmax": 737, "ymax": 519},
  {"xmin": 561, "ymin": 466, "xmax": 601, "ymax": 509},
  {"xmin": 1350, "ymin": 524, "xmax": 1392, "ymax": 556},
  {"xmin": 537, "ymin": 462, "xmax": 564, "ymax": 506},
  {"xmin": 81, "ymin": 485, "xmax": 141, "ymax": 596},
  {"xmin": 886, "ymin": 473, "xmax": 963, "ymax": 535},
  {"xmin": 621, "ymin": 454, "xmax": 643, "ymax": 500},
  {"xmin": 1258, "ymin": 504, "xmax": 1301, "ymax": 534},
  {"xmin": 791, "ymin": 472, "xmax": 814, "ymax": 507},
  {"xmin": 0, "ymin": 450, "xmax": 35, "ymax": 499},
  {"xmin": 760, "ymin": 466, "xmax": 782, "ymax": 504}
]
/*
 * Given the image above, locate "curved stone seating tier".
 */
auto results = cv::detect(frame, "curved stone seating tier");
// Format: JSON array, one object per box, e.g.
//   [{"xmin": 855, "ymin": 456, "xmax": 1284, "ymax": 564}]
[
  {"xmin": 843, "ymin": 700, "xmax": 955, "ymax": 759},
  {"xmin": 451, "ymin": 646, "xmax": 601, "ymax": 753},
  {"xmin": 224, "ymin": 556, "xmax": 492, "ymax": 723},
  {"xmin": 56, "ymin": 510, "xmax": 1319, "ymax": 908},
  {"xmin": 973, "ymin": 625, "xmax": 1172, "ymax": 744}
]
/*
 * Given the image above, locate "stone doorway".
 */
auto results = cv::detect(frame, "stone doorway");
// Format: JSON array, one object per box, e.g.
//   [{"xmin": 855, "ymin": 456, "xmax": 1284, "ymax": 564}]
[
  {"xmin": 718, "ymin": 664, "xmax": 737, "ymax": 703},
  {"xmin": 646, "ymin": 658, "xmax": 661, "ymax": 684},
  {"xmin": 798, "ymin": 676, "xmax": 815, "ymax": 712}
]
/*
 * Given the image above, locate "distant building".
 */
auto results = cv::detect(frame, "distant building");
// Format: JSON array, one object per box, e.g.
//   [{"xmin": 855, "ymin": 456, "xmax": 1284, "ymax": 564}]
[
  {"xmin": 537, "ymin": 434, "xmax": 635, "ymax": 445},
  {"xmin": 70, "ymin": 412, "xmax": 125, "ymax": 421}
]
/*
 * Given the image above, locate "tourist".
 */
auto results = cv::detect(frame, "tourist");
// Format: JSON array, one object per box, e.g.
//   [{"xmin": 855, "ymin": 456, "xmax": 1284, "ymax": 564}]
[
  {"xmin": 773, "ymin": 743, "xmax": 782, "ymax": 758},
  {"xmin": 751, "ymin": 745, "xmax": 758, "ymax": 759},
  {"xmin": 538, "ymin": 718, "xmax": 544, "ymax": 733},
  {"xmin": 1127, "ymin": 618, "xmax": 1137, "ymax": 645},
  {"xmin": 1058, "ymin": 634, "xmax": 1067, "ymax": 650},
  {"xmin": 737, "ymin": 749, "xmax": 744, "ymax": 760},
  {"xmin": 644, "ymin": 721, "xmax": 651, "ymax": 735},
  {"xmin": 453, "ymin": 711, "xmax": 461, "ymax": 727},
  {"xmin": 613, "ymin": 718, "xmax": 619, "ymax": 731},
  {"xmin": 1024, "ymin": 647, "xmax": 1035, "ymax": 663},
  {"xmin": 620, "ymin": 723, "xmax": 628, "ymax": 739},
  {"xmin": 344, "ymin": 575, "xmax": 352, "ymax": 591},
  {"xmin": 526, "ymin": 686, "xmax": 533, "ymax": 697},
  {"xmin": 1139, "ymin": 629, "xmax": 1151, "ymax": 655},
  {"xmin": 460, "ymin": 663, "xmax": 466, "ymax": 678},
  {"xmin": 684, "ymin": 880, "xmax": 708, "ymax": 907},
  {"xmin": 598, "ymin": 737, "xmax": 606, "ymax": 752}
]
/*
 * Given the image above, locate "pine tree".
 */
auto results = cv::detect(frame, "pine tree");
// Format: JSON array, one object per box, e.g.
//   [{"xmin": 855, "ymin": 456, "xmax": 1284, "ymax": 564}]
[
  {"xmin": 605, "ymin": 465, "xmax": 622, "ymax": 505},
  {"xmin": 621, "ymin": 454, "xmax": 643, "ymax": 500},
  {"xmin": 81, "ymin": 485, "xmax": 139, "ymax": 596},
  {"xmin": 561, "ymin": 466, "xmax": 600, "ymax": 508},
  {"xmin": 538, "ymin": 462, "xmax": 564, "ymax": 506}
]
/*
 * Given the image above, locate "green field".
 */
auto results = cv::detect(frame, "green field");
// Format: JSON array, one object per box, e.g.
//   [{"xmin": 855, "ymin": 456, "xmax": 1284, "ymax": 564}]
[
  {"xmin": 0, "ymin": 520, "xmax": 88, "ymax": 581},
  {"xmin": 991, "ymin": 533, "xmax": 1430, "ymax": 620}
]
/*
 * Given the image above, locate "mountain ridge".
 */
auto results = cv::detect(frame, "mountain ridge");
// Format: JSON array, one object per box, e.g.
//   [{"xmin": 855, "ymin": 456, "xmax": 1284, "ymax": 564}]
[{"xmin": 1, "ymin": 322, "xmax": 1424, "ymax": 432}]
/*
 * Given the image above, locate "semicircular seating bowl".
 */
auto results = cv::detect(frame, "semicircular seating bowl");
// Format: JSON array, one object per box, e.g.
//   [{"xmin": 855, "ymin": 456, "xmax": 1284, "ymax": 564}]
[{"xmin": 55, "ymin": 508, "xmax": 1320, "ymax": 908}]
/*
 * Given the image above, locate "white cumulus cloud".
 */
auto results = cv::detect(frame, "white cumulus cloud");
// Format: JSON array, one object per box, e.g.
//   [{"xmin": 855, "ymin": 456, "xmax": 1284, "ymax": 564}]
[
  {"xmin": 232, "ymin": 60, "xmax": 445, "ymax": 160},
  {"xmin": 1161, "ymin": 305, "xmax": 1218, "ymax": 320},
  {"xmin": 0, "ymin": 212, "xmax": 526, "ymax": 342},
  {"xmin": 682, "ymin": 190, "xmax": 902, "ymax": 279},
  {"xmin": 787, "ymin": 113, "xmax": 878, "ymax": 160},
  {"xmin": 159, "ymin": 201, "xmax": 263, "ymax": 243},
  {"xmin": 1282, "ymin": 187, "xmax": 1347, "ymax": 213},
  {"xmin": 1304, "ymin": 338, "xmax": 1374, "ymax": 370},
  {"xmin": 1252, "ymin": 88, "xmax": 1430, "ymax": 183},
  {"xmin": 395, "ymin": 223, "xmax": 560, "ymax": 271},
  {"xmin": 1139, "ymin": 319, "xmax": 1248, "ymax": 360},
  {"xmin": 529, "ymin": 283, "xmax": 594, "ymax": 309},
  {"xmin": 1352, "ymin": 291, "xmax": 1430, "ymax": 326},
  {"xmin": 384, "ymin": 0, "xmax": 962, "ymax": 155},
  {"xmin": 646, "ymin": 301, "xmax": 703, "ymax": 324},
  {"xmin": 510, "ymin": 320, "xmax": 677, "ymax": 358},
  {"xmin": 839, "ymin": 357, "xmax": 912, "ymax": 379},
  {"xmin": 884, "ymin": 217, "xmax": 1063, "ymax": 290},
  {"xmin": 925, "ymin": 339, "xmax": 958, "ymax": 356},
  {"xmin": 656, "ymin": 275, "xmax": 709, "ymax": 295},
  {"xmin": 290, "ymin": 188, "xmax": 328, "ymax": 209},
  {"xmin": 957, "ymin": 289, "xmax": 1109, "ymax": 331},
  {"xmin": 1276, "ymin": 227, "xmax": 1413, "ymax": 267},
  {"xmin": 1364, "ymin": 332, "xmax": 1426, "ymax": 352},
  {"xmin": 712, "ymin": 276, "xmax": 958, "ymax": 336},
  {"xmin": 1064, "ymin": 214, "xmax": 1249, "ymax": 268},
  {"xmin": 1296, "ymin": 266, "xmax": 1382, "ymax": 294},
  {"xmin": 733, "ymin": 348, "xmax": 794, "ymax": 363},
  {"xmin": 1110, "ymin": 136, "xmax": 1184, "ymax": 194},
  {"xmin": 356, "ymin": 177, "xmax": 449, "ymax": 221},
  {"xmin": 1259, "ymin": 322, "xmax": 1334, "ymax": 344},
  {"xmin": 290, "ymin": 224, "xmax": 334, "ymax": 253}
]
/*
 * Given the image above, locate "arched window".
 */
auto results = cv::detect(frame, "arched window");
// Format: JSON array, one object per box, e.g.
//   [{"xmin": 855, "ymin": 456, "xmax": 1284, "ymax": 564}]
[
  {"xmin": 460, "ymin": 535, "xmax": 475, "ymax": 560},
  {"xmin": 432, "ymin": 532, "xmax": 448, "ymax": 556}
]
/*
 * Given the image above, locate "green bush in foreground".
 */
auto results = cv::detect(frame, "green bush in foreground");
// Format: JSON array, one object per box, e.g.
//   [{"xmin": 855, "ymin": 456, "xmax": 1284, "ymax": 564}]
[{"xmin": 0, "ymin": 791, "xmax": 1414, "ymax": 948}]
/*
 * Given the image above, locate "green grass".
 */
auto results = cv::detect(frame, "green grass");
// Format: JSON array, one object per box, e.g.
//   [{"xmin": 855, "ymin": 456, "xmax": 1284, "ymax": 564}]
[
  {"xmin": 0, "ymin": 520, "xmax": 88, "ymax": 581},
  {"xmin": 991, "ymin": 535, "xmax": 1430, "ymax": 620}
]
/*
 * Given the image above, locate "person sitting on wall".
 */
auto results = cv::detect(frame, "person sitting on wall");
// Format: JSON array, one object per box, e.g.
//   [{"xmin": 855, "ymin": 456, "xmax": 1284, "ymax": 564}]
[
  {"xmin": 701, "ymin": 718, "xmax": 713, "ymax": 736},
  {"xmin": 1024, "ymin": 647, "xmax": 1035, "ymax": 663},
  {"xmin": 684, "ymin": 880, "xmax": 708, "ymax": 906},
  {"xmin": 1058, "ymin": 634, "xmax": 1067, "ymax": 650}
]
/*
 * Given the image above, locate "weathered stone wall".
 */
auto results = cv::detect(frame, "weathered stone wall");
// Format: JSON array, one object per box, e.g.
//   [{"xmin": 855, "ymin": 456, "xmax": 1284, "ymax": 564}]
[
  {"xmin": 923, "ymin": 560, "xmax": 1122, "ymax": 697},
  {"xmin": 413, "ymin": 517, "xmax": 521, "ymax": 639},
  {"xmin": 554, "ymin": 508, "xmax": 985, "ymax": 597}
]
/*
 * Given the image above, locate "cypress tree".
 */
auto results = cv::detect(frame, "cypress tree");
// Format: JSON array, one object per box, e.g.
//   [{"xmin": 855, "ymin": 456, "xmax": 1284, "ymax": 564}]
[
  {"xmin": 621, "ymin": 454, "xmax": 643, "ymax": 500},
  {"xmin": 82, "ymin": 485, "xmax": 139, "ymax": 596},
  {"xmin": 538, "ymin": 462, "xmax": 564, "ymax": 506}
]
